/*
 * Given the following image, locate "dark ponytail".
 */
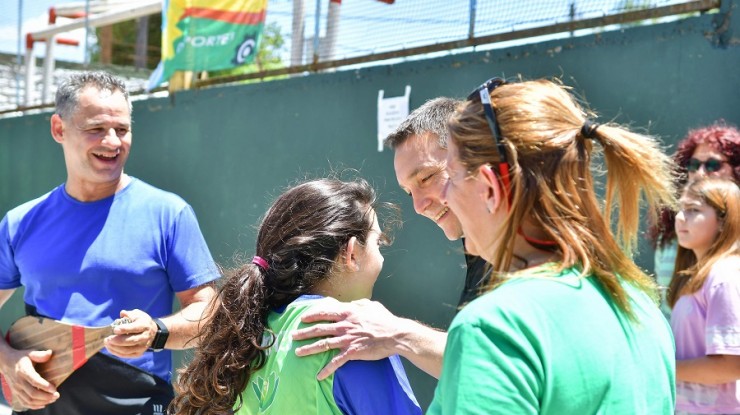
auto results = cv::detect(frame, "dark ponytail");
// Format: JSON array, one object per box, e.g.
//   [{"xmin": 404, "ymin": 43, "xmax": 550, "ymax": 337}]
[{"xmin": 170, "ymin": 178, "xmax": 396, "ymax": 414}]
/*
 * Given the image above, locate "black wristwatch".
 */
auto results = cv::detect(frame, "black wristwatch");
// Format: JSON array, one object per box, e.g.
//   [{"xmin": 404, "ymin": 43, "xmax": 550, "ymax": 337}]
[{"xmin": 150, "ymin": 318, "xmax": 169, "ymax": 351}]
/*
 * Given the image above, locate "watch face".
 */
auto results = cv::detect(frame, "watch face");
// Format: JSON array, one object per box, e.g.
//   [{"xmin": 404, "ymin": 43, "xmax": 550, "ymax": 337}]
[{"xmin": 151, "ymin": 318, "xmax": 169, "ymax": 350}]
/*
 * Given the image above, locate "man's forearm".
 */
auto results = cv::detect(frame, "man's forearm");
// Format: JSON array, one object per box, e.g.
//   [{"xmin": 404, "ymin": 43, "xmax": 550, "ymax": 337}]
[
  {"xmin": 394, "ymin": 318, "xmax": 447, "ymax": 378},
  {"xmin": 159, "ymin": 301, "xmax": 210, "ymax": 349},
  {"xmin": 164, "ymin": 284, "xmax": 217, "ymax": 349}
]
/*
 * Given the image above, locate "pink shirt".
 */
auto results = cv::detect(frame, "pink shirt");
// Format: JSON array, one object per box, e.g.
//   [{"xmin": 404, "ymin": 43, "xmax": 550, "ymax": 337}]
[{"xmin": 671, "ymin": 256, "xmax": 740, "ymax": 414}]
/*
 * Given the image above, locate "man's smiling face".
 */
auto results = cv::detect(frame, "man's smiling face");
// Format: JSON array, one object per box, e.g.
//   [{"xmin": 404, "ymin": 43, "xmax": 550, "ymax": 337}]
[{"xmin": 394, "ymin": 133, "xmax": 464, "ymax": 240}]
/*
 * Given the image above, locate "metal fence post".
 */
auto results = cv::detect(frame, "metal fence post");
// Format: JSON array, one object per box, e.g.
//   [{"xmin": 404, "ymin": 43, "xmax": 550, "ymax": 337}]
[
  {"xmin": 16, "ymin": 0, "xmax": 23, "ymax": 106},
  {"xmin": 313, "ymin": 0, "xmax": 322, "ymax": 65},
  {"xmin": 291, "ymin": 0, "xmax": 305, "ymax": 66},
  {"xmin": 469, "ymin": 0, "xmax": 477, "ymax": 39}
]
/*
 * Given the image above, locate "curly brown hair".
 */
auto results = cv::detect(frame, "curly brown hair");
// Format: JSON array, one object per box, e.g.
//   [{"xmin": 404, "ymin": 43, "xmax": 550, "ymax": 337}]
[
  {"xmin": 648, "ymin": 121, "xmax": 740, "ymax": 249},
  {"xmin": 169, "ymin": 178, "xmax": 395, "ymax": 415}
]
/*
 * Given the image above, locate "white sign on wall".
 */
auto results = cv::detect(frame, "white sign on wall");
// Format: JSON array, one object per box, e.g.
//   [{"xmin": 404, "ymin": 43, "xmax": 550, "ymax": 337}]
[{"xmin": 377, "ymin": 85, "xmax": 411, "ymax": 152}]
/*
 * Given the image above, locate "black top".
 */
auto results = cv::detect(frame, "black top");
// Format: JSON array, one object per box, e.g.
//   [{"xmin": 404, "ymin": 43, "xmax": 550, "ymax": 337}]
[
  {"xmin": 457, "ymin": 242, "xmax": 491, "ymax": 308},
  {"xmin": 14, "ymin": 353, "xmax": 173, "ymax": 415}
]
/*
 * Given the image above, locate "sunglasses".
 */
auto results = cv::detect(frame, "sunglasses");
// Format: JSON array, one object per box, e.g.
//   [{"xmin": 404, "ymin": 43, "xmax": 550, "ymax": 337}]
[
  {"xmin": 687, "ymin": 157, "xmax": 727, "ymax": 173},
  {"xmin": 466, "ymin": 77, "xmax": 510, "ymax": 192}
]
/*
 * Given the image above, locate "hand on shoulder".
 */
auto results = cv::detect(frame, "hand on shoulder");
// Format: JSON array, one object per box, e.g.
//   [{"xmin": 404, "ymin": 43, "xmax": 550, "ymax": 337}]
[{"xmin": 291, "ymin": 299, "xmax": 404, "ymax": 380}]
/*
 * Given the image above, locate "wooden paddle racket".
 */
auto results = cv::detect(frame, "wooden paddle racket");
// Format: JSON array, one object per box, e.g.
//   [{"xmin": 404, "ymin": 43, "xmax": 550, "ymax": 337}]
[{"xmin": 1, "ymin": 316, "xmax": 130, "ymax": 411}]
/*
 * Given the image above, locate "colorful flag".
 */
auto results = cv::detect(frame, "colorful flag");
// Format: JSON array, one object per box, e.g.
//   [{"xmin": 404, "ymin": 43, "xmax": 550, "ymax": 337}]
[{"xmin": 147, "ymin": 0, "xmax": 268, "ymax": 90}]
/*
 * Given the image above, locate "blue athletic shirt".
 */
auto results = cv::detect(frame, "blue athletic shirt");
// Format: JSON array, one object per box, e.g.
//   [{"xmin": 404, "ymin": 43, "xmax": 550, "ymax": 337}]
[{"xmin": 0, "ymin": 178, "xmax": 219, "ymax": 381}]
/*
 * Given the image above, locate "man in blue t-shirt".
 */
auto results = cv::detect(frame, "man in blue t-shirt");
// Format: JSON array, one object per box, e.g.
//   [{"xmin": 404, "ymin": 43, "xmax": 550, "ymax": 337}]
[
  {"xmin": 0, "ymin": 71, "xmax": 219, "ymax": 414},
  {"xmin": 292, "ymin": 98, "xmax": 490, "ymax": 381}
]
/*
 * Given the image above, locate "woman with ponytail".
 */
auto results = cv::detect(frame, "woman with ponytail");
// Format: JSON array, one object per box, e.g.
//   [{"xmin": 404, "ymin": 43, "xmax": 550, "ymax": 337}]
[
  {"xmin": 428, "ymin": 78, "xmax": 677, "ymax": 414},
  {"xmin": 170, "ymin": 178, "xmax": 420, "ymax": 415},
  {"xmin": 669, "ymin": 178, "xmax": 740, "ymax": 414}
]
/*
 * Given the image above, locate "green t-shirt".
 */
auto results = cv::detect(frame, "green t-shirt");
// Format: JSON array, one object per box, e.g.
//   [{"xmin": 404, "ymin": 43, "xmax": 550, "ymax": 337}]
[
  {"xmin": 234, "ymin": 296, "xmax": 420, "ymax": 415},
  {"xmin": 428, "ymin": 265, "xmax": 675, "ymax": 415},
  {"xmin": 234, "ymin": 297, "xmax": 343, "ymax": 415}
]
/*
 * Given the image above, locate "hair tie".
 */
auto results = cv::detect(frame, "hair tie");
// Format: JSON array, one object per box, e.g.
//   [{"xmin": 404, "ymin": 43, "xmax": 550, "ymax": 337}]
[
  {"xmin": 251, "ymin": 256, "xmax": 269, "ymax": 271},
  {"xmin": 581, "ymin": 120, "xmax": 600, "ymax": 139}
]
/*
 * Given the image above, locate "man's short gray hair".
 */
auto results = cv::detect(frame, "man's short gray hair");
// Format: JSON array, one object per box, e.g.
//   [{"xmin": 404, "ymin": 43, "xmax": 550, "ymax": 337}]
[
  {"xmin": 384, "ymin": 97, "xmax": 462, "ymax": 150},
  {"xmin": 55, "ymin": 71, "xmax": 132, "ymax": 120}
]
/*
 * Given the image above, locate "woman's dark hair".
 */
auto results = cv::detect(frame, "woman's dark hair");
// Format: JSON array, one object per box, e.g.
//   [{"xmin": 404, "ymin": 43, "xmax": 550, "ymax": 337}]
[
  {"xmin": 169, "ymin": 178, "xmax": 396, "ymax": 415},
  {"xmin": 648, "ymin": 121, "xmax": 740, "ymax": 249}
]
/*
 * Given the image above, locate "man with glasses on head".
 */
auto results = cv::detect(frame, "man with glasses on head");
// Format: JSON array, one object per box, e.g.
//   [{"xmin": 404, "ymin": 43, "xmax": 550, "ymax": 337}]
[{"xmin": 291, "ymin": 97, "xmax": 490, "ymax": 381}]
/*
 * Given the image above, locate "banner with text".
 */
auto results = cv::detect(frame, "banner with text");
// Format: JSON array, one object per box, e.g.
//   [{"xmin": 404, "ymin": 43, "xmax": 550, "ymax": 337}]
[{"xmin": 147, "ymin": 0, "xmax": 268, "ymax": 90}]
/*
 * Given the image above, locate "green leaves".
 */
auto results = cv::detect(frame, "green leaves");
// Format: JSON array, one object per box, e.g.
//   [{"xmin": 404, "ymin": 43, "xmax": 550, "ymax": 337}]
[{"xmin": 251, "ymin": 371, "xmax": 280, "ymax": 412}]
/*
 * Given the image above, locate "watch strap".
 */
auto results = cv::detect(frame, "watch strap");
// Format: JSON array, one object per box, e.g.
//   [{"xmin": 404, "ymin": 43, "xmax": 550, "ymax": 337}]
[{"xmin": 150, "ymin": 318, "xmax": 169, "ymax": 351}]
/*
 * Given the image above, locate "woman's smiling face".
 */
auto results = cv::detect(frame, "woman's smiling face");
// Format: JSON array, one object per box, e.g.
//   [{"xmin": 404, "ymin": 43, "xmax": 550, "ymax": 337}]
[{"xmin": 441, "ymin": 140, "xmax": 498, "ymax": 259}]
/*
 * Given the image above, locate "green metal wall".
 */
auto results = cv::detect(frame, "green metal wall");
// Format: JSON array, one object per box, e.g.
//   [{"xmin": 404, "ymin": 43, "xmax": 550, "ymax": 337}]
[{"xmin": 1, "ymin": 7, "xmax": 738, "ymax": 410}]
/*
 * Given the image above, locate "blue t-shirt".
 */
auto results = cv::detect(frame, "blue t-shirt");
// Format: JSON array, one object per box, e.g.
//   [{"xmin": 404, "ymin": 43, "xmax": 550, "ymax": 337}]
[
  {"xmin": 334, "ymin": 352, "xmax": 420, "ymax": 414},
  {"xmin": 0, "ymin": 178, "xmax": 219, "ymax": 381}
]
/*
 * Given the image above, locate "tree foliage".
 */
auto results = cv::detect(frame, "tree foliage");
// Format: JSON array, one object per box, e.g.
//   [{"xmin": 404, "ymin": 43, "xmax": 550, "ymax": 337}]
[{"xmin": 93, "ymin": 14, "xmax": 162, "ymax": 69}]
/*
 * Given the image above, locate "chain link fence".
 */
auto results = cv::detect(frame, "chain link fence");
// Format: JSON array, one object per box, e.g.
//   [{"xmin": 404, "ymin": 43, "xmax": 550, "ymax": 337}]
[
  {"xmin": 0, "ymin": 0, "xmax": 721, "ymax": 111},
  {"xmin": 269, "ymin": 0, "xmax": 708, "ymax": 64}
]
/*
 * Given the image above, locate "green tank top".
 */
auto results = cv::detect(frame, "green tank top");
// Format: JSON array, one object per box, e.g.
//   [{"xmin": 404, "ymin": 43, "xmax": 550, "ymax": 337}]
[{"xmin": 234, "ymin": 297, "xmax": 343, "ymax": 414}]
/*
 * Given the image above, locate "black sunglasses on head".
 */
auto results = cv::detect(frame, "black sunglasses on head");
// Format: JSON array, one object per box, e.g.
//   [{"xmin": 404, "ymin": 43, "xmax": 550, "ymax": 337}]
[
  {"xmin": 466, "ymin": 77, "xmax": 510, "ymax": 192},
  {"xmin": 466, "ymin": 78, "xmax": 559, "ymax": 248},
  {"xmin": 687, "ymin": 157, "xmax": 727, "ymax": 173}
]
